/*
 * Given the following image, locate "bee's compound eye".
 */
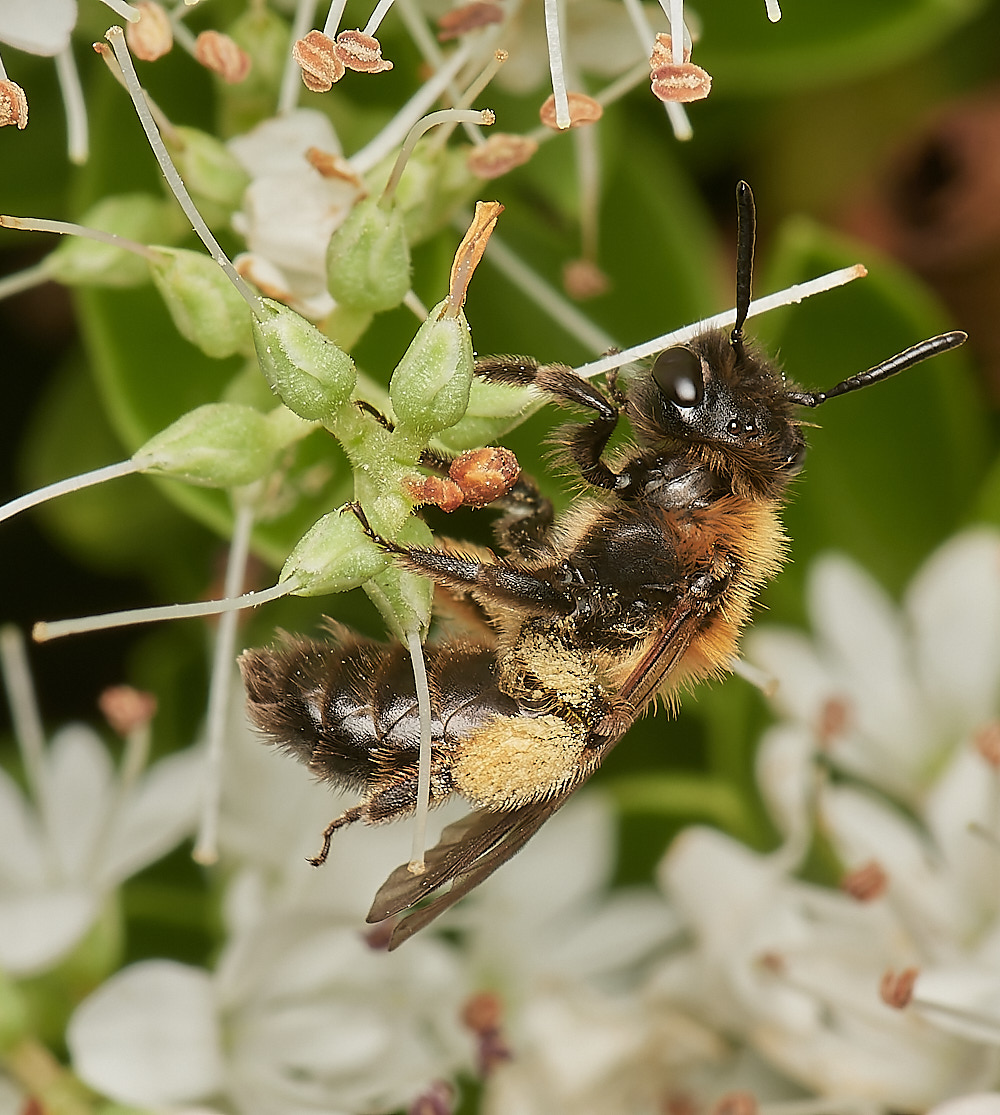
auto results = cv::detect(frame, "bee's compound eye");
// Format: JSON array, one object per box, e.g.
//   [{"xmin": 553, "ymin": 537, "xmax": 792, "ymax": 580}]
[{"xmin": 652, "ymin": 346, "xmax": 704, "ymax": 409}]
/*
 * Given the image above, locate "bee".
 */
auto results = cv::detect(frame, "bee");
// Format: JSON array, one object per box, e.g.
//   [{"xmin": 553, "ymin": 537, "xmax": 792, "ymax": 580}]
[{"xmin": 240, "ymin": 182, "xmax": 966, "ymax": 949}]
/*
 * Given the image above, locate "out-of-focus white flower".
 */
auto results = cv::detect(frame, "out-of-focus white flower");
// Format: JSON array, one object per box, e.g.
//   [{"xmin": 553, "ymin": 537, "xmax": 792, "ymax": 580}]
[
  {"xmin": 0, "ymin": 0, "xmax": 77, "ymax": 56},
  {"xmin": 0, "ymin": 721, "xmax": 203, "ymax": 976},
  {"xmin": 653, "ymin": 531, "xmax": 1000, "ymax": 1109},
  {"xmin": 67, "ymin": 886, "xmax": 470, "ymax": 1113},
  {"xmin": 229, "ymin": 109, "xmax": 364, "ymax": 320},
  {"xmin": 929, "ymin": 1096, "xmax": 1000, "ymax": 1115}
]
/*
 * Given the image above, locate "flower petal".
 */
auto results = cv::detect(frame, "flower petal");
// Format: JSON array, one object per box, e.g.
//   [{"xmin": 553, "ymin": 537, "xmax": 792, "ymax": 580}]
[
  {"xmin": 0, "ymin": 0, "xmax": 76, "ymax": 56},
  {"xmin": 43, "ymin": 725, "xmax": 114, "ymax": 879},
  {"xmin": 68, "ymin": 960, "xmax": 223, "ymax": 1106},
  {"xmin": 0, "ymin": 886, "xmax": 96, "ymax": 975}
]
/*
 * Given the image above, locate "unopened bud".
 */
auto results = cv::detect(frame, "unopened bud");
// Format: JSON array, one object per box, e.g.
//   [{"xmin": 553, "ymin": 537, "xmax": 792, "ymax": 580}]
[
  {"xmin": 336, "ymin": 30, "xmax": 393, "ymax": 73},
  {"xmin": 134, "ymin": 403, "xmax": 280, "ymax": 488},
  {"xmin": 281, "ymin": 507, "xmax": 389, "ymax": 595},
  {"xmin": 432, "ymin": 375, "xmax": 532, "ymax": 454},
  {"xmin": 0, "ymin": 80, "xmax": 28, "ymax": 130},
  {"xmin": 467, "ymin": 134, "xmax": 537, "ymax": 180},
  {"xmin": 149, "ymin": 247, "xmax": 255, "ymax": 359},
  {"xmin": 163, "ymin": 127, "xmax": 250, "ymax": 220},
  {"xmin": 389, "ymin": 301, "xmax": 474, "ymax": 437},
  {"xmin": 47, "ymin": 194, "xmax": 179, "ymax": 288},
  {"xmin": 326, "ymin": 197, "xmax": 411, "ymax": 312},
  {"xmin": 126, "ymin": 1, "xmax": 173, "ymax": 61},
  {"xmin": 437, "ymin": 2, "xmax": 505, "ymax": 40},
  {"xmin": 195, "ymin": 30, "xmax": 252, "ymax": 83},
  {"xmin": 292, "ymin": 30, "xmax": 345, "ymax": 92},
  {"xmin": 253, "ymin": 299, "xmax": 357, "ymax": 422},
  {"xmin": 539, "ymin": 92, "xmax": 602, "ymax": 130}
]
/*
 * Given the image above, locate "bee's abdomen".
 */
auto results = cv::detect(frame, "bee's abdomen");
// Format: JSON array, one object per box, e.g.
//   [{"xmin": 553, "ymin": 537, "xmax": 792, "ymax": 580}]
[{"xmin": 240, "ymin": 636, "xmax": 516, "ymax": 790}]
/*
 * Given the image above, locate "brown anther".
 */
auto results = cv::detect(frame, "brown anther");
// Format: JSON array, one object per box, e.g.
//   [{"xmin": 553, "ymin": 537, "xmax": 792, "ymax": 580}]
[
  {"xmin": 650, "ymin": 62, "xmax": 712, "ymax": 104},
  {"xmin": 409, "ymin": 1080, "xmax": 455, "ymax": 1115},
  {"xmin": 840, "ymin": 859, "xmax": 889, "ymax": 902},
  {"xmin": 126, "ymin": 1, "xmax": 174, "ymax": 62},
  {"xmin": 756, "ymin": 951, "xmax": 785, "ymax": 974},
  {"xmin": 448, "ymin": 447, "xmax": 520, "ymax": 508},
  {"xmin": 817, "ymin": 695, "xmax": 850, "ymax": 744},
  {"xmin": 649, "ymin": 33, "xmax": 691, "ymax": 68},
  {"xmin": 462, "ymin": 990, "xmax": 504, "ymax": 1035},
  {"xmin": 305, "ymin": 146, "xmax": 363, "ymax": 187},
  {"xmin": 98, "ymin": 686, "xmax": 158, "ymax": 737},
  {"xmin": 447, "ymin": 200, "xmax": 504, "ymax": 314},
  {"xmin": 563, "ymin": 258, "xmax": 610, "ymax": 300},
  {"xmin": 711, "ymin": 1092, "xmax": 758, "ymax": 1115},
  {"xmin": 879, "ymin": 966, "xmax": 919, "ymax": 1009},
  {"xmin": 0, "ymin": 80, "xmax": 28, "ymax": 130},
  {"xmin": 403, "ymin": 475, "xmax": 465, "ymax": 513},
  {"xmin": 292, "ymin": 30, "xmax": 345, "ymax": 92},
  {"xmin": 335, "ymin": 30, "xmax": 394, "ymax": 74},
  {"xmin": 975, "ymin": 721, "xmax": 1000, "ymax": 767},
  {"xmin": 539, "ymin": 92, "xmax": 603, "ymax": 130},
  {"xmin": 467, "ymin": 133, "xmax": 538, "ymax": 180},
  {"xmin": 662, "ymin": 1093, "xmax": 698, "ymax": 1115},
  {"xmin": 437, "ymin": 1, "xmax": 505, "ymax": 40},
  {"xmin": 194, "ymin": 30, "xmax": 252, "ymax": 84}
]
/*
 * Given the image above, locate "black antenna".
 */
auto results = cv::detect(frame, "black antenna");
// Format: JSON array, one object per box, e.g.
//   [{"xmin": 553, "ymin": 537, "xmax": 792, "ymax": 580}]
[
  {"xmin": 731, "ymin": 181, "xmax": 755, "ymax": 359},
  {"xmin": 785, "ymin": 331, "xmax": 968, "ymax": 408}
]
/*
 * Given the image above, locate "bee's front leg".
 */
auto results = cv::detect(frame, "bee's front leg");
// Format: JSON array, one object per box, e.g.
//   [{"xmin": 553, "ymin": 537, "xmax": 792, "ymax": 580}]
[{"xmin": 348, "ymin": 503, "xmax": 572, "ymax": 615}]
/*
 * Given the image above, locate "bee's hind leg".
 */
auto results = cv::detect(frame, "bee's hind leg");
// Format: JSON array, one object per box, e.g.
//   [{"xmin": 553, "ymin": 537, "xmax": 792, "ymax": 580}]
[{"xmin": 308, "ymin": 802, "xmax": 367, "ymax": 866}]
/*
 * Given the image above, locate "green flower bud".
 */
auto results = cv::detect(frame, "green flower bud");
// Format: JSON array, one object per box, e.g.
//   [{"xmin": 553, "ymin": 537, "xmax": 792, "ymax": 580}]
[
  {"xmin": 133, "ymin": 403, "xmax": 280, "ymax": 488},
  {"xmin": 253, "ymin": 299, "xmax": 357, "ymax": 423},
  {"xmin": 46, "ymin": 194, "xmax": 181, "ymax": 288},
  {"xmin": 163, "ymin": 126, "xmax": 251, "ymax": 224},
  {"xmin": 396, "ymin": 145, "xmax": 478, "ymax": 245},
  {"xmin": 363, "ymin": 515, "xmax": 434, "ymax": 639},
  {"xmin": 281, "ymin": 507, "xmax": 389, "ymax": 596},
  {"xmin": 388, "ymin": 300, "xmax": 474, "ymax": 438},
  {"xmin": 432, "ymin": 377, "xmax": 536, "ymax": 454},
  {"xmin": 326, "ymin": 196, "xmax": 411, "ymax": 313},
  {"xmin": 149, "ymin": 247, "xmax": 255, "ymax": 359}
]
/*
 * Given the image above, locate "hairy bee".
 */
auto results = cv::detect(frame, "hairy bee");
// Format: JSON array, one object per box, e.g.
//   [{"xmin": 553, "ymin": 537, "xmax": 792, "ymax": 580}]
[{"xmin": 240, "ymin": 182, "xmax": 965, "ymax": 949}]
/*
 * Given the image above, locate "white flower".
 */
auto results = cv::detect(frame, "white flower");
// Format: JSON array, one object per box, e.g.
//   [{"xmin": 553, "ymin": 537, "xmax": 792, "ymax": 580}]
[
  {"xmin": 67, "ymin": 892, "xmax": 470, "ymax": 1113},
  {"xmin": 652, "ymin": 531, "xmax": 1000, "ymax": 1109},
  {"xmin": 229, "ymin": 110, "xmax": 363, "ymax": 320},
  {"xmin": 0, "ymin": 722, "xmax": 203, "ymax": 976},
  {"xmin": 0, "ymin": 0, "xmax": 76, "ymax": 56},
  {"xmin": 657, "ymin": 826, "xmax": 1000, "ymax": 1110}
]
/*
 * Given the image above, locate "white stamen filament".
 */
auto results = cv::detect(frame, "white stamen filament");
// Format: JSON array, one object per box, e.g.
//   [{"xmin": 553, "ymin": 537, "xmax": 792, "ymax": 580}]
[
  {"xmin": 322, "ymin": 0, "xmax": 350, "ymax": 37},
  {"xmin": 403, "ymin": 289, "xmax": 429, "ymax": 320},
  {"xmin": 168, "ymin": 18, "xmax": 198, "ymax": 56},
  {"xmin": 101, "ymin": 0, "xmax": 141, "ymax": 20},
  {"xmin": 0, "ymin": 627, "xmax": 50, "ymax": 818},
  {"xmin": 668, "ymin": 0, "xmax": 684, "ymax": 64},
  {"xmin": 575, "ymin": 119, "xmax": 601, "ymax": 263},
  {"xmin": 620, "ymin": 0, "xmax": 692, "ymax": 141},
  {"xmin": 543, "ymin": 0, "xmax": 571, "ymax": 130},
  {"xmin": 33, "ymin": 581, "xmax": 297, "ymax": 644},
  {"xmin": 406, "ymin": 628, "xmax": 432, "ymax": 873},
  {"xmin": 910, "ymin": 994, "xmax": 1000, "ymax": 1041},
  {"xmin": 362, "ymin": 0, "xmax": 398, "ymax": 37},
  {"xmin": 193, "ymin": 499, "xmax": 256, "ymax": 866},
  {"xmin": 0, "ymin": 460, "xmax": 140, "ymax": 527},
  {"xmin": 765, "ymin": 0, "xmax": 782, "ymax": 22},
  {"xmin": 0, "ymin": 261, "xmax": 52, "ymax": 302},
  {"xmin": 0, "ymin": 215, "xmax": 156, "ymax": 260},
  {"xmin": 0, "ymin": 53, "xmax": 8, "ymax": 81},
  {"xmin": 350, "ymin": 41, "xmax": 475, "ymax": 174},
  {"xmin": 730, "ymin": 656, "xmax": 778, "ymax": 698},
  {"xmin": 105, "ymin": 27, "xmax": 262, "ymax": 317},
  {"xmin": 574, "ymin": 264, "xmax": 868, "ymax": 380},
  {"xmin": 54, "ymin": 47, "xmax": 89, "ymax": 165},
  {"xmin": 382, "ymin": 108, "xmax": 494, "ymax": 202},
  {"xmin": 279, "ymin": 0, "xmax": 321, "ymax": 115},
  {"xmin": 479, "ymin": 229, "xmax": 616, "ymax": 355}
]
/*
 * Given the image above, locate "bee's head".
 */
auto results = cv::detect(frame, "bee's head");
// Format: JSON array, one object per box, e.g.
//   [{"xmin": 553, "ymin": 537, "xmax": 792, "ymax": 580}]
[{"xmin": 627, "ymin": 181, "xmax": 965, "ymax": 498}]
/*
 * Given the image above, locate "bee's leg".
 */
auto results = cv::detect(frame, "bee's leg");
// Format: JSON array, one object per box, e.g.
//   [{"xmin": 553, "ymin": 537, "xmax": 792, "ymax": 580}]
[
  {"xmin": 491, "ymin": 473, "xmax": 554, "ymax": 558},
  {"xmin": 475, "ymin": 356, "xmax": 623, "ymax": 492},
  {"xmin": 348, "ymin": 503, "xmax": 571, "ymax": 614},
  {"xmin": 308, "ymin": 802, "xmax": 368, "ymax": 865}
]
